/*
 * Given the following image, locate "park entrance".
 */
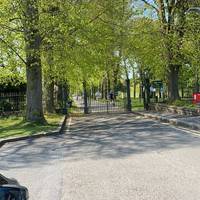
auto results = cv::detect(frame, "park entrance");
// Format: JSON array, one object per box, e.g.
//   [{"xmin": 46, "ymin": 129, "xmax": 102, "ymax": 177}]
[{"xmin": 71, "ymin": 97, "xmax": 127, "ymax": 114}]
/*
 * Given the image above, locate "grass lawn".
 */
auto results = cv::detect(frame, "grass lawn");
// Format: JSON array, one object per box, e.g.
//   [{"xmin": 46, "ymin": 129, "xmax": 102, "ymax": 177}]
[
  {"xmin": 131, "ymin": 98, "xmax": 144, "ymax": 110},
  {"xmin": 116, "ymin": 98, "xmax": 144, "ymax": 111},
  {"xmin": 168, "ymin": 99, "xmax": 197, "ymax": 109},
  {"xmin": 0, "ymin": 113, "xmax": 64, "ymax": 139}
]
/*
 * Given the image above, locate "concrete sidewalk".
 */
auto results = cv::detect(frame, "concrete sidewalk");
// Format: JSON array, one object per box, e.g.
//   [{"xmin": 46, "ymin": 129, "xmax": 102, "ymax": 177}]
[{"xmin": 135, "ymin": 111, "xmax": 200, "ymax": 132}]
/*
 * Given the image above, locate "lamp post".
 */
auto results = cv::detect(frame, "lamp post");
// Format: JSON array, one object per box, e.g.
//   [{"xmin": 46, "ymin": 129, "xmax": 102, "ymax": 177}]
[{"xmin": 142, "ymin": 71, "xmax": 150, "ymax": 111}]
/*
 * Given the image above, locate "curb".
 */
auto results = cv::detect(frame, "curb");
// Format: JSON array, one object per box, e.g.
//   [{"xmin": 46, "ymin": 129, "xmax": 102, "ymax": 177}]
[
  {"xmin": 133, "ymin": 111, "xmax": 200, "ymax": 132},
  {"xmin": 0, "ymin": 115, "xmax": 68, "ymax": 148}
]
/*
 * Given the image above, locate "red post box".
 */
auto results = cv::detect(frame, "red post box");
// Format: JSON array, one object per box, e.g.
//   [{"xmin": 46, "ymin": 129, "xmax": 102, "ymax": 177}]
[{"xmin": 193, "ymin": 93, "xmax": 200, "ymax": 104}]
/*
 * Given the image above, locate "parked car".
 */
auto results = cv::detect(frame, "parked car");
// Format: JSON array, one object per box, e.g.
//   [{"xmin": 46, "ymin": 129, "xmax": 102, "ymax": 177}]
[{"xmin": 0, "ymin": 174, "xmax": 29, "ymax": 200}]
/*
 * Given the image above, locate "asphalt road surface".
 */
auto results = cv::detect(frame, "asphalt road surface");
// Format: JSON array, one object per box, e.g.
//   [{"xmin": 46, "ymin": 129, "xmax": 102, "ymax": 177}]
[{"xmin": 1, "ymin": 114, "xmax": 200, "ymax": 200}]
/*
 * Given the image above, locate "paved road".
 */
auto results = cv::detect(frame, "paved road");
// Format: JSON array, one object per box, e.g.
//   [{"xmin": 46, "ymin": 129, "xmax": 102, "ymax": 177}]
[{"xmin": 1, "ymin": 114, "xmax": 200, "ymax": 200}]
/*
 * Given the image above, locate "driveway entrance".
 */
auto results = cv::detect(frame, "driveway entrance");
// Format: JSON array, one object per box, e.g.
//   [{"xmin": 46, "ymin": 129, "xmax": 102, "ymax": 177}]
[{"xmin": 71, "ymin": 97, "xmax": 127, "ymax": 114}]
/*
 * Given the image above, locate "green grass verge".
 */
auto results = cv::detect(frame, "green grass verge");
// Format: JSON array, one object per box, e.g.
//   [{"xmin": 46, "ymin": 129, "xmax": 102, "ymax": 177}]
[
  {"xmin": 116, "ymin": 98, "xmax": 144, "ymax": 111},
  {"xmin": 0, "ymin": 113, "xmax": 64, "ymax": 139},
  {"xmin": 131, "ymin": 98, "xmax": 144, "ymax": 110},
  {"xmin": 167, "ymin": 100, "xmax": 197, "ymax": 109}
]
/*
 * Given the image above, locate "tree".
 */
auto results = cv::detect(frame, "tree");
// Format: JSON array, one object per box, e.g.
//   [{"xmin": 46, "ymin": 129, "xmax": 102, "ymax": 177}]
[
  {"xmin": 22, "ymin": 0, "xmax": 44, "ymax": 122},
  {"xmin": 0, "ymin": 0, "xmax": 45, "ymax": 122},
  {"xmin": 140, "ymin": 0, "xmax": 190, "ymax": 101},
  {"xmin": 182, "ymin": 8, "xmax": 200, "ymax": 93}
]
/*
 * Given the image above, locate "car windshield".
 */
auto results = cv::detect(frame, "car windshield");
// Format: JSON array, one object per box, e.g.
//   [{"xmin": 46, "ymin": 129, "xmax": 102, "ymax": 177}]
[{"xmin": 0, "ymin": 187, "xmax": 25, "ymax": 200}]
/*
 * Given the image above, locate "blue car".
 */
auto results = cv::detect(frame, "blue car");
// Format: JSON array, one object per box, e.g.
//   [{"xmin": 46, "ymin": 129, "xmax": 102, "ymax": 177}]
[{"xmin": 0, "ymin": 174, "xmax": 28, "ymax": 200}]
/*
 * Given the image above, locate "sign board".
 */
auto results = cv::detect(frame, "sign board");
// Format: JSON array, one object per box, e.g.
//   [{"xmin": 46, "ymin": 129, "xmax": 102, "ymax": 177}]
[
  {"xmin": 193, "ymin": 93, "xmax": 200, "ymax": 104},
  {"xmin": 152, "ymin": 80, "xmax": 163, "ymax": 89}
]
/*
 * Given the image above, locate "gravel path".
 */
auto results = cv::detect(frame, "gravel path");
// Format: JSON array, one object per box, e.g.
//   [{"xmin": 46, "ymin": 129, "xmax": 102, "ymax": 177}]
[{"xmin": 1, "ymin": 114, "xmax": 200, "ymax": 200}]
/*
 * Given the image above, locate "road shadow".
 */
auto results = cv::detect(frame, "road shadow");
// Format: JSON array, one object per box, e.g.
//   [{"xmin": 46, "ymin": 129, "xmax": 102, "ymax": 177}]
[{"xmin": 0, "ymin": 113, "xmax": 200, "ymax": 169}]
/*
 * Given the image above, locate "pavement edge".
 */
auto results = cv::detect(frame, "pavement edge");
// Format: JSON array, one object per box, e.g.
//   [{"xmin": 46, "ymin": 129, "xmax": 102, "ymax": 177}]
[{"xmin": 133, "ymin": 111, "xmax": 200, "ymax": 132}]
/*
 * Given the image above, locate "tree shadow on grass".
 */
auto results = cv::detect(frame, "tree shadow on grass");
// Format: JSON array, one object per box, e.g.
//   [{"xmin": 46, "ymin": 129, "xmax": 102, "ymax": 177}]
[
  {"xmin": 0, "ymin": 119, "xmax": 57, "ymax": 139},
  {"xmin": 0, "ymin": 113, "xmax": 200, "ymax": 170}
]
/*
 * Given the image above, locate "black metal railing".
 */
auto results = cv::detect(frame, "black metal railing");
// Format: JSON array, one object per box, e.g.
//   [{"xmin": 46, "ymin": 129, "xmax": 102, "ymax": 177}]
[
  {"xmin": 70, "ymin": 97, "xmax": 127, "ymax": 114},
  {"xmin": 0, "ymin": 92, "xmax": 26, "ymax": 116}
]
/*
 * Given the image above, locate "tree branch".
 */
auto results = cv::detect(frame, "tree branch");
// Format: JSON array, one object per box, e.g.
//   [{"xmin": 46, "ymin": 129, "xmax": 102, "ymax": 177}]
[
  {"xmin": 0, "ymin": 38, "xmax": 27, "ymax": 65},
  {"xmin": 68, "ymin": 9, "xmax": 107, "ymax": 36},
  {"xmin": 141, "ymin": 0, "xmax": 159, "ymax": 13}
]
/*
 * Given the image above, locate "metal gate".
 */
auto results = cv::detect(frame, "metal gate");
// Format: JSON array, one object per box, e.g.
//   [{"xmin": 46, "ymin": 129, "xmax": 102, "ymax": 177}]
[{"xmin": 70, "ymin": 97, "xmax": 127, "ymax": 114}]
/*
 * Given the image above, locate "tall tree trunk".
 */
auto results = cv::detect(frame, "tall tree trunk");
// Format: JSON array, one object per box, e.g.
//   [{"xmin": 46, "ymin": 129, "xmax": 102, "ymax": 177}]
[
  {"xmin": 143, "ymin": 77, "xmax": 150, "ymax": 110},
  {"xmin": 23, "ymin": 0, "xmax": 44, "ymax": 122},
  {"xmin": 126, "ymin": 79, "xmax": 132, "ymax": 112},
  {"xmin": 113, "ymin": 67, "xmax": 119, "ymax": 99},
  {"xmin": 104, "ymin": 78, "xmax": 108, "ymax": 99},
  {"xmin": 83, "ymin": 80, "xmax": 89, "ymax": 114},
  {"xmin": 56, "ymin": 84, "xmax": 69, "ymax": 113},
  {"xmin": 181, "ymin": 87, "xmax": 184, "ymax": 98},
  {"xmin": 57, "ymin": 84, "xmax": 63, "ymax": 110},
  {"xmin": 168, "ymin": 65, "xmax": 180, "ymax": 101},
  {"xmin": 195, "ymin": 73, "xmax": 199, "ymax": 93},
  {"xmin": 45, "ymin": 82, "xmax": 55, "ymax": 113},
  {"xmin": 132, "ymin": 68, "xmax": 136, "ymax": 99},
  {"xmin": 107, "ymin": 72, "xmax": 111, "ymax": 100},
  {"xmin": 133, "ymin": 81, "xmax": 137, "ymax": 99},
  {"xmin": 44, "ymin": 45, "xmax": 55, "ymax": 113},
  {"xmin": 62, "ymin": 84, "xmax": 68, "ymax": 114},
  {"xmin": 139, "ymin": 83, "xmax": 143, "ymax": 102},
  {"xmin": 101, "ymin": 81, "xmax": 104, "ymax": 99},
  {"xmin": 91, "ymin": 85, "xmax": 95, "ymax": 99}
]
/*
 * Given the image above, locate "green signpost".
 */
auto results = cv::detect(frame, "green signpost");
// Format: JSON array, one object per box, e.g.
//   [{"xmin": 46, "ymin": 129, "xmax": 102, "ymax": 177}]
[
  {"xmin": 151, "ymin": 80, "xmax": 164, "ymax": 103},
  {"xmin": 152, "ymin": 80, "xmax": 163, "ymax": 89}
]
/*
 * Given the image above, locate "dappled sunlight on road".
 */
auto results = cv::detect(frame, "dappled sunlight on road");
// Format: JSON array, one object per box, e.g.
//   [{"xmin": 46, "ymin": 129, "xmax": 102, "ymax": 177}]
[{"xmin": 1, "ymin": 114, "xmax": 200, "ymax": 170}]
